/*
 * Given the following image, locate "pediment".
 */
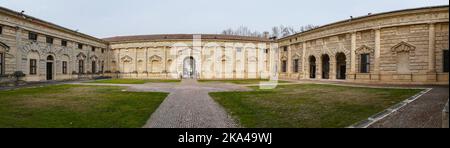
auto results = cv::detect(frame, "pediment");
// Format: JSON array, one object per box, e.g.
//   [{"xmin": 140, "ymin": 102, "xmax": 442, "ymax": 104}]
[
  {"xmin": 0, "ymin": 42, "xmax": 10, "ymax": 52},
  {"xmin": 121, "ymin": 55, "xmax": 133, "ymax": 62},
  {"xmin": 391, "ymin": 41, "xmax": 415, "ymax": 53},
  {"xmin": 149, "ymin": 55, "xmax": 162, "ymax": 61},
  {"xmin": 355, "ymin": 45, "xmax": 374, "ymax": 54},
  {"xmin": 76, "ymin": 52, "xmax": 87, "ymax": 60}
]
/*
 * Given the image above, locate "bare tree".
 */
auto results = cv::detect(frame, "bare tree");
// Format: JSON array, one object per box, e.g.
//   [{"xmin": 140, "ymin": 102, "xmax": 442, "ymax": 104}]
[
  {"xmin": 299, "ymin": 24, "xmax": 320, "ymax": 33},
  {"xmin": 221, "ymin": 24, "xmax": 319, "ymax": 38}
]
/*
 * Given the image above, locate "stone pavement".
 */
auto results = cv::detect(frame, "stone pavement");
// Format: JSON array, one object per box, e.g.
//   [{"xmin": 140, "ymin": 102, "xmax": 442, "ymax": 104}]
[
  {"xmin": 73, "ymin": 79, "xmax": 250, "ymax": 128},
  {"xmin": 70, "ymin": 79, "xmax": 449, "ymax": 128}
]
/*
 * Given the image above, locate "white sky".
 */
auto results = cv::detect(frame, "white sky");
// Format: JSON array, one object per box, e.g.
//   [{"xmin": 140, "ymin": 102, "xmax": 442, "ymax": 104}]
[{"xmin": 0, "ymin": 0, "xmax": 448, "ymax": 38}]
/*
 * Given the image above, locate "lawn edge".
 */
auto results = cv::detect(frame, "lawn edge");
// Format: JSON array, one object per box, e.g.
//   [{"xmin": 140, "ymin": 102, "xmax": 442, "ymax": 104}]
[{"xmin": 348, "ymin": 88, "xmax": 432, "ymax": 128}]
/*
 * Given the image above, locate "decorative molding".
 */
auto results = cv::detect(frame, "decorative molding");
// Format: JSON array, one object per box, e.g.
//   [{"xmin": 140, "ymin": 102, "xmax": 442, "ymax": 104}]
[
  {"xmin": 391, "ymin": 41, "xmax": 416, "ymax": 53},
  {"xmin": 121, "ymin": 55, "xmax": 133, "ymax": 62},
  {"xmin": 0, "ymin": 42, "xmax": 10, "ymax": 52},
  {"xmin": 292, "ymin": 53, "xmax": 301, "ymax": 59},
  {"xmin": 90, "ymin": 55, "xmax": 98, "ymax": 61},
  {"xmin": 76, "ymin": 52, "xmax": 87, "ymax": 60},
  {"xmin": 149, "ymin": 55, "xmax": 162, "ymax": 61},
  {"xmin": 355, "ymin": 45, "xmax": 374, "ymax": 54}
]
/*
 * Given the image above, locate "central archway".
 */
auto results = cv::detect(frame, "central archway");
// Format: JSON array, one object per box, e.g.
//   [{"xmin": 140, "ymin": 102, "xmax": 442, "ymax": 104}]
[{"xmin": 183, "ymin": 56, "xmax": 196, "ymax": 79}]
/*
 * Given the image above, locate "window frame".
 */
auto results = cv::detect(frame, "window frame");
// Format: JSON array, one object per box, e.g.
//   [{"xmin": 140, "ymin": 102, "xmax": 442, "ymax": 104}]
[
  {"xmin": 62, "ymin": 61, "xmax": 67, "ymax": 74},
  {"xmin": 360, "ymin": 54, "xmax": 370, "ymax": 73},
  {"xmin": 293, "ymin": 59, "xmax": 299, "ymax": 73},
  {"xmin": 91, "ymin": 46, "xmax": 95, "ymax": 52},
  {"xmin": 0, "ymin": 26, "xmax": 3, "ymax": 35},
  {"xmin": 0, "ymin": 52, "xmax": 3, "ymax": 75},
  {"xmin": 61, "ymin": 40, "xmax": 68, "ymax": 47},
  {"xmin": 78, "ymin": 43, "xmax": 83, "ymax": 49},
  {"xmin": 30, "ymin": 59, "xmax": 37, "ymax": 75},
  {"xmin": 78, "ymin": 60, "xmax": 84, "ymax": 74},
  {"xmin": 28, "ymin": 32, "xmax": 38, "ymax": 41},
  {"xmin": 282, "ymin": 60, "xmax": 287, "ymax": 73},
  {"xmin": 91, "ymin": 61, "xmax": 96, "ymax": 73},
  {"xmin": 46, "ymin": 36, "xmax": 54, "ymax": 44}
]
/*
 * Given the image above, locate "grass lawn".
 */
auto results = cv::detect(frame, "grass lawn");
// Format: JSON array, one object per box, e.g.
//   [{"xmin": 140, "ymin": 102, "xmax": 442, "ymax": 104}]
[
  {"xmin": 0, "ymin": 85, "xmax": 168, "ymax": 128},
  {"xmin": 210, "ymin": 84, "xmax": 422, "ymax": 128},
  {"xmin": 199, "ymin": 79, "xmax": 292, "ymax": 85},
  {"xmin": 87, "ymin": 79, "xmax": 180, "ymax": 84}
]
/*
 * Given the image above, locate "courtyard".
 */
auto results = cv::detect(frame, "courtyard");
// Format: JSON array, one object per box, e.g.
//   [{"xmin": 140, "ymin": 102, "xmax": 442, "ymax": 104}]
[{"xmin": 0, "ymin": 79, "xmax": 442, "ymax": 128}]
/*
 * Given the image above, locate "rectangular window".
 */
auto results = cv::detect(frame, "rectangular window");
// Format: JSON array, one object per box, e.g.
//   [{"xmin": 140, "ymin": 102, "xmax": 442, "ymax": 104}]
[
  {"xmin": 283, "ymin": 47, "xmax": 288, "ymax": 52},
  {"xmin": 61, "ymin": 40, "xmax": 67, "ymax": 47},
  {"xmin": 78, "ymin": 60, "xmax": 84, "ymax": 74},
  {"xmin": 293, "ymin": 59, "xmax": 299, "ymax": 73},
  {"xmin": 444, "ymin": 50, "xmax": 449, "ymax": 73},
  {"xmin": 78, "ymin": 43, "xmax": 83, "ymax": 49},
  {"xmin": 101, "ymin": 61, "xmax": 104, "ymax": 73},
  {"xmin": 30, "ymin": 59, "xmax": 37, "ymax": 75},
  {"xmin": 265, "ymin": 49, "xmax": 269, "ymax": 54},
  {"xmin": 62, "ymin": 61, "xmax": 67, "ymax": 74},
  {"xmin": 360, "ymin": 54, "xmax": 370, "ymax": 73},
  {"xmin": 282, "ymin": 60, "xmax": 287, "ymax": 73},
  {"xmin": 46, "ymin": 36, "xmax": 54, "ymax": 44},
  {"xmin": 0, "ymin": 53, "xmax": 3, "ymax": 75},
  {"xmin": 28, "ymin": 32, "xmax": 38, "ymax": 41},
  {"xmin": 0, "ymin": 26, "xmax": 3, "ymax": 34},
  {"xmin": 101, "ymin": 48, "xmax": 105, "ymax": 53},
  {"xmin": 91, "ymin": 46, "xmax": 95, "ymax": 52},
  {"xmin": 92, "ymin": 61, "xmax": 96, "ymax": 73}
]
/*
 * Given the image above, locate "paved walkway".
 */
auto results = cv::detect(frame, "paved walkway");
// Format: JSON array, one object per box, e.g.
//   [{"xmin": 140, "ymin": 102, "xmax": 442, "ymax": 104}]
[
  {"xmin": 64, "ymin": 79, "xmax": 450, "ymax": 128},
  {"xmin": 74, "ymin": 79, "xmax": 250, "ymax": 128}
]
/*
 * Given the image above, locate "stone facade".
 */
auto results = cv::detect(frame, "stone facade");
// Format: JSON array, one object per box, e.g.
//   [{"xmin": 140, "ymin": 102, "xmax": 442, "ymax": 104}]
[
  {"xmin": 104, "ymin": 35, "xmax": 274, "ymax": 80},
  {"xmin": 0, "ymin": 5, "xmax": 448, "ymax": 84},
  {"xmin": 278, "ymin": 6, "xmax": 449, "ymax": 84},
  {"xmin": 0, "ymin": 7, "xmax": 108, "ymax": 83}
]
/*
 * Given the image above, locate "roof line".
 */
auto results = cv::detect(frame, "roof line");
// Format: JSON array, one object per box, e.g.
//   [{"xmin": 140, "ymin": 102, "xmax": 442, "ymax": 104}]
[
  {"xmin": 0, "ymin": 6, "xmax": 107, "ymax": 44},
  {"xmin": 279, "ymin": 5, "xmax": 449, "ymax": 41}
]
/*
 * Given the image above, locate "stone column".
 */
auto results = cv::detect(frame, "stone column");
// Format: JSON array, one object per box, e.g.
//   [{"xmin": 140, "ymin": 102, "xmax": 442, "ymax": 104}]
[
  {"xmin": 233, "ymin": 47, "xmax": 237, "ymax": 79},
  {"xmin": 145, "ymin": 47, "xmax": 148, "ymax": 73},
  {"xmin": 256, "ymin": 47, "xmax": 260, "ymax": 79},
  {"xmin": 374, "ymin": 28, "xmax": 381, "ymax": 74},
  {"xmin": 244, "ymin": 48, "xmax": 248, "ymax": 79},
  {"xmin": 317, "ymin": 56, "xmax": 322, "ymax": 80},
  {"xmin": 287, "ymin": 46, "xmax": 292, "ymax": 77},
  {"xmin": 350, "ymin": 32, "xmax": 357, "ymax": 79},
  {"xmin": 302, "ymin": 42, "xmax": 307, "ymax": 79},
  {"xmin": 330, "ymin": 55, "xmax": 337, "ymax": 80},
  {"xmin": 427, "ymin": 23, "xmax": 437, "ymax": 81},
  {"xmin": 135, "ymin": 48, "xmax": 138, "ymax": 73}
]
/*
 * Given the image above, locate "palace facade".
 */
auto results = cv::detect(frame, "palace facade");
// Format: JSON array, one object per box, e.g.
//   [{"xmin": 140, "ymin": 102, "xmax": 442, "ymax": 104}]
[{"xmin": 0, "ymin": 5, "xmax": 448, "ymax": 84}]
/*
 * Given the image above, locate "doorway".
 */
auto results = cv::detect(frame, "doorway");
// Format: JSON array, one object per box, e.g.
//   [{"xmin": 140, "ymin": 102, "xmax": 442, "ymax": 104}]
[
  {"xmin": 46, "ymin": 55, "xmax": 54, "ymax": 80},
  {"xmin": 183, "ymin": 57, "xmax": 196, "ymax": 79}
]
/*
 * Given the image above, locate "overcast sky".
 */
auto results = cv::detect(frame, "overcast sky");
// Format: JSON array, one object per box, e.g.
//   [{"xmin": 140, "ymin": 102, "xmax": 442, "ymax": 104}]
[{"xmin": 0, "ymin": 0, "xmax": 448, "ymax": 38}]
